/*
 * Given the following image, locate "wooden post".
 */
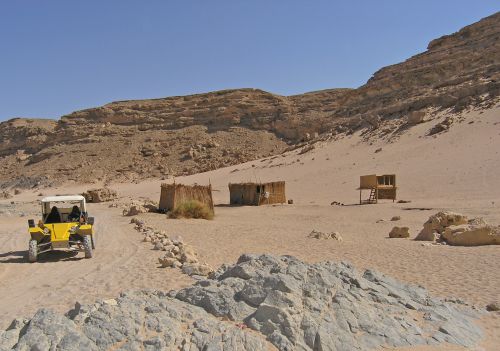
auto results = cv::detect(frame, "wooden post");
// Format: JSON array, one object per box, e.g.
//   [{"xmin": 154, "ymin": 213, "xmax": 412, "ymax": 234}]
[
  {"xmin": 172, "ymin": 182, "xmax": 176, "ymax": 211},
  {"xmin": 208, "ymin": 183, "xmax": 214, "ymax": 211}
]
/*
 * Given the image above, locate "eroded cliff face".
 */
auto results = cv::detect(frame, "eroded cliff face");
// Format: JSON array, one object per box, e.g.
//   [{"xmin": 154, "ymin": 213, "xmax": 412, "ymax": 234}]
[
  {"xmin": 342, "ymin": 11, "xmax": 499, "ymax": 118},
  {"xmin": 59, "ymin": 87, "xmax": 353, "ymax": 141},
  {"xmin": 61, "ymin": 89, "xmax": 292, "ymax": 129},
  {"xmin": 1, "ymin": 12, "xmax": 498, "ymax": 188},
  {"xmin": 0, "ymin": 118, "xmax": 57, "ymax": 157}
]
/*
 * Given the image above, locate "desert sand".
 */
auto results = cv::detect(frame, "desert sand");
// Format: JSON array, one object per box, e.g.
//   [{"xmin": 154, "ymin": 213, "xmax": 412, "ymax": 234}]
[{"xmin": 0, "ymin": 106, "xmax": 499, "ymax": 350}]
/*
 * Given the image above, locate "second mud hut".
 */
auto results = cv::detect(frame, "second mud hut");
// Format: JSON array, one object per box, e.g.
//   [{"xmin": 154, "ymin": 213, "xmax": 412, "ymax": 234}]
[
  {"xmin": 159, "ymin": 183, "xmax": 214, "ymax": 212},
  {"xmin": 229, "ymin": 181, "xmax": 286, "ymax": 206}
]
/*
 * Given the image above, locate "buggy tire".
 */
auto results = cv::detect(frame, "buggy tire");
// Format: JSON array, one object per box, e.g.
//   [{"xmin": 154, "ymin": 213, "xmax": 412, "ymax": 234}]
[
  {"xmin": 28, "ymin": 240, "xmax": 38, "ymax": 263},
  {"xmin": 91, "ymin": 232, "xmax": 96, "ymax": 249},
  {"xmin": 83, "ymin": 236, "xmax": 93, "ymax": 258}
]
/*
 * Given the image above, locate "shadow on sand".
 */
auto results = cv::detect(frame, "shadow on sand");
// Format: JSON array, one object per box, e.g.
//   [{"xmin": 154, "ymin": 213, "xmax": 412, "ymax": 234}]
[
  {"xmin": 215, "ymin": 203, "xmax": 364, "ymax": 208},
  {"xmin": 214, "ymin": 204, "xmax": 242, "ymax": 208},
  {"xmin": 0, "ymin": 249, "xmax": 83, "ymax": 264}
]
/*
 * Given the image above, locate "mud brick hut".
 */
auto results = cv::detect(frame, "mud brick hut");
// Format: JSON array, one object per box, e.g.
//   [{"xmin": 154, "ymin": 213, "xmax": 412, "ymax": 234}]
[
  {"xmin": 159, "ymin": 183, "xmax": 214, "ymax": 212},
  {"xmin": 358, "ymin": 174, "xmax": 397, "ymax": 204},
  {"xmin": 229, "ymin": 181, "xmax": 286, "ymax": 206}
]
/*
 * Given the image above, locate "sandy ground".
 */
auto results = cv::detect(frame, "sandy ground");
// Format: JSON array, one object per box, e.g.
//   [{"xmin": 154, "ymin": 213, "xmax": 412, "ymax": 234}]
[
  {"xmin": 0, "ymin": 205, "xmax": 193, "ymax": 329},
  {"xmin": 0, "ymin": 106, "xmax": 499, "ymax": 349}
]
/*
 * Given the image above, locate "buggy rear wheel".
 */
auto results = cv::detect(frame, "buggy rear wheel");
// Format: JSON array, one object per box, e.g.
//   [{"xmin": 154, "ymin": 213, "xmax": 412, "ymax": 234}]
[
  {"xmin": 28, "ymin": 240, "xmax": 38, "ymax": 262},
  {"xmin": 83, "ymin": 236, "xmax": 93, "ymax": 258}
]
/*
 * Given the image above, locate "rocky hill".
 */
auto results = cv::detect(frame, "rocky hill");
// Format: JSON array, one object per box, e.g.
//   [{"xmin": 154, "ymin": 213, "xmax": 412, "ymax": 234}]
[{"xmin": 0, "ymin": 12, "xmax": 498, "ymax": 189}]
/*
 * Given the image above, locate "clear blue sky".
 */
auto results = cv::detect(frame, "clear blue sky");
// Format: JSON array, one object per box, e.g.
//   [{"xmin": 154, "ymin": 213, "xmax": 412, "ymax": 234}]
[{"xmin": 0, "ymin": 1, "xmax": 497, "ymax": 121}]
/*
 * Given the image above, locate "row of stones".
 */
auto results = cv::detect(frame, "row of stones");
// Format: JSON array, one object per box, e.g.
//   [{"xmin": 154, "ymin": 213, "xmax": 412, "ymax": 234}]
[{"xmin": 130, "ymin": 218, "xmax": 214, "ymax": 276}]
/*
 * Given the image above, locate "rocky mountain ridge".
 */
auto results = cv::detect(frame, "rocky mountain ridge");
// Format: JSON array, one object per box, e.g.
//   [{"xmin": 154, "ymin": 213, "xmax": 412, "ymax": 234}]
[{"xmin": 0, "ymin": 12, "xmax": 498, "ymax": 188}]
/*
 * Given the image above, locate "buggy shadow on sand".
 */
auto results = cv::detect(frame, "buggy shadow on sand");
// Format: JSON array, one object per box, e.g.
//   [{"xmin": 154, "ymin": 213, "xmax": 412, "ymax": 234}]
[{"xmin": 0, "ymin": 249, "xmax": 83, "ymax": 264}]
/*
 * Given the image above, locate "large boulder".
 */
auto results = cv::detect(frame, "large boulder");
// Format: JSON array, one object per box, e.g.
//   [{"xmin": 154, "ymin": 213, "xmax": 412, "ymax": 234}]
[
  {"xmin": 415, "ymin": 211, "xmax": 467, "ymax": 241},
  {"xmin": 442, "ymin": 224, "xmax": 500, "ymax": 246},
  {"xmin": 486, "ymin": 302, "xmax": 500, "ymax": 312},
  {"xmin": 389, "ymin": 226, "xmax": 410, "ymax": 238},
  {"xmin": 406, "ymin": 111, "xmax": 426, "ymax": 125},
  {"xmin": 122, "ymin": 202, "xmax": 147, "ymax": 216},
  {"xmin": 181, "ymin": 263, "xmax": 214, "ymax": 276}
]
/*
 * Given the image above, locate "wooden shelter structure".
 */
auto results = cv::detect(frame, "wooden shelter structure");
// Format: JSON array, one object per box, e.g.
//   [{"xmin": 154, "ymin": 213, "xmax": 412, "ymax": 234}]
[
  {"xmin": 358, "ymin": 174, "xmax": 397, "ymax": 204},
  {"xmin": 159, "ymin": 183, "xmax": 214, "ymax": 212},
  {"xmin": 229, "ymin": 181, "xmax": 286, "ymax": 206}
]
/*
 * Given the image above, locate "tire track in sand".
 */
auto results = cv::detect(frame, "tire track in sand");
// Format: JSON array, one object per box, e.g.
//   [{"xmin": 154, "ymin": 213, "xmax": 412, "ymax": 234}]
[{"xmin": 0, "ymin": 204, "xmax": 191, "ymax": 329}]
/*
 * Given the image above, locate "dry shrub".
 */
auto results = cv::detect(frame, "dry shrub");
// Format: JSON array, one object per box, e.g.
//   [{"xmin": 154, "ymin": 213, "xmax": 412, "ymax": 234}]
[{"xmin": 170, "ymin": 200, "xmax": 214, "ymax": 220}]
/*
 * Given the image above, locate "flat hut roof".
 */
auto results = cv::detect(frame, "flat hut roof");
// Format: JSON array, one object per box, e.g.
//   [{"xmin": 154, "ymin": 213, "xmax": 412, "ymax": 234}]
[{"xmin": 358, "ymin": 174, "xmax": 396, "ymax": 189}]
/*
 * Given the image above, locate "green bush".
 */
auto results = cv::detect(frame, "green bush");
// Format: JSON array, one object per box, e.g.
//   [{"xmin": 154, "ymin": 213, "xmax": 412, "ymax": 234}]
[{"xmin": 170, "ymin": 200, "xmax": 214, "ymax": 220}]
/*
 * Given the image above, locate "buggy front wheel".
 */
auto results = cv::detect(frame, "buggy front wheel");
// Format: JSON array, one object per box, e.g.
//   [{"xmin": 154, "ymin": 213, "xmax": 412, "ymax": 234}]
[{"xmin": 83, "ymin": 236, "xmax": 93, "ymax": 258}]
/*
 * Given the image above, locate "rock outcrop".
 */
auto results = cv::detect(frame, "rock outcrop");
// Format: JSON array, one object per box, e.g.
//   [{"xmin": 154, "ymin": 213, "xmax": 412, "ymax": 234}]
[
  {"xmin": 308, "ymin": 229, "xmax": 343, "ymax": 241},
  {"xmin": 122, "ymin": 202, "xmax": 148, "ymax": 216},
  {"xmin": 3, "ymin": 296, "xmax": 270, "ymax": 351},
  {"xmin": 121, "ymin": 199, "xmax": 157, "ymax": 216},
  {"xmin": 406, "ymin": 111, "xmax": 426, "ymax": 125},
  {"xmin": 415, "ymin": 211, "xmax": 468, "ymax": 241},
  {"xmin": 82, "ymin": 188, "xmax": 117, "ymax": 203},
  {"xmin": 442, "ymin": 224, "xmax": 500, "ymax": 246},
  {"xmin": 0, "ymin": 254, "xmax": 484, "ymax": 351},
  {"xmin": 486, "ymin": 302, "xmax": 500, "ymax": 312},
  {"xmin": 389, "ymin": 226, "xmax": 410, "ymax": 238},
  {"xmin": 415, "ymin": 212, "xmax": 500, "ymax": 246}
]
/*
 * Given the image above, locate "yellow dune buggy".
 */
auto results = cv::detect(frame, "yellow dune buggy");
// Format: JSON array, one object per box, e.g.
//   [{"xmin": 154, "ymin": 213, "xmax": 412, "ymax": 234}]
[{"xmin": 27, "ymin": 195, "xmax": 96, "ymax": 262}]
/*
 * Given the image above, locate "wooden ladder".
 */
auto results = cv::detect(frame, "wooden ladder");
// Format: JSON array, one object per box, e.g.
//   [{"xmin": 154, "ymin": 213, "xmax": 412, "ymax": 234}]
[{"xmin": 368, "ymin": 188, "xmax": 377, "ymax": 203}]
